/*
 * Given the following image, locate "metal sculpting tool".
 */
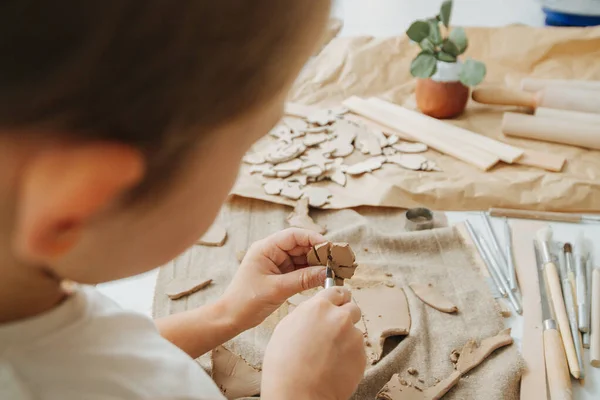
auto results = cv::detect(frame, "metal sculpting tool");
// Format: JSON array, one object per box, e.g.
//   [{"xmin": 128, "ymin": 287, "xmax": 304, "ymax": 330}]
[
  {"xmin": 325, "ymin": 254, "xmax": 335, "ymax": 289},
  {"xmin": 503, "ymin": 217, "xmax": 518, "ymax": 291}
]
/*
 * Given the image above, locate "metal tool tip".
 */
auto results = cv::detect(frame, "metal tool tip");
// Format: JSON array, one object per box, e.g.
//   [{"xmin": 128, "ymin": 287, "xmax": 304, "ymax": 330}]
[
  {"xmin": 564, "ymin": 243, "xmax": 572, "ymax": 253},
  {"xmin": 326, "ymin": 267, "xmax": 333, "ymax": 279}
]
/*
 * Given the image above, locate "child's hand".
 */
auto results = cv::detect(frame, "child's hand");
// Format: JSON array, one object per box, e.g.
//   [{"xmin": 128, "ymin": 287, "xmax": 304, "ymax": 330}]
[
  {"xmin": 221, "ymin": 228, "xmax": 327, "ymax": 330},
  {"xmin": 261, "ymin": 287, "xmax": 366, "ymax": 399}
]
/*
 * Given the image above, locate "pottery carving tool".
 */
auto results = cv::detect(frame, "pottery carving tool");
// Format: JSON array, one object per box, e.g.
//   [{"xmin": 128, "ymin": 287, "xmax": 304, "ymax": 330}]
[
  {"xmin": 502, "ymin": 113, "xmax": 600, "ymax": 151},
  {"xmin": 503, "ymin": 218, "xmax": 518, "ymax": 292},
  {"xmin": 481, "ymin": 212, "xmax": 510, "ymax": 283},
  {"xmin": 536, "ymin": 227, "xmax": 580, "ymax": 379},
  {"xmin": 592, "ymin": 267, "xmax": 600, "ymax": 367},
  {"xmin": 574, "ymin": 234, "xmax": 589, "ymax": 333},
  {"xmin": 405, "ymin": 207, "xmax": 434, "ymax": 231},
  {"xmin": 489, "ymin": 208, "xmax": 600, "ymax": 224},
  {"xmin": 465, "ymin": 220, "xmax": 507, "ymax": 298},
  {"xmin": 534, "ymin": 242, "xmax": 573, "ymax": 400},
  {"xmin": 324, "ymin": 256, "xmax": 335, "ymax": 289},
  {"xmin": 559, "ymin": 248, "xmax": 585, "ymax": 380},
  {"xmin": 472, "ymin": 86, "xmax": 600, "ymax": 114}
]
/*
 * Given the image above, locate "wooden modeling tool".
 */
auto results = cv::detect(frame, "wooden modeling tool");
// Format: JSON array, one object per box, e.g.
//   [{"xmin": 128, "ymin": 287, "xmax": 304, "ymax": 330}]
[
  {"xmin": 502, "ymin": 113, "xmax": 600, "ymax": 151},
  {"xmin": 535, "ymin": 241, "xmax": 573, "ymax": 400},
  {"xmin": 574, "ymin": 234, "xmax": 589, "ymax": 334},
  {"xmin": 521, "ymin": 78, "xmax": 600, "ymax": 93},
  {"xmin": 489, "ymin": 208, "xmax": 600, "ymax": 224},
  {"xmin": 536, "ymin": 227, "xmax": 580, "ymax": 379},
  {"xmin": 592, "ymin": 268, "xmax": 600, "ymax": 367},
  {"xmin": 465, "ymin": 220, "xmax": 506, "ymax": 298},
  {"xmin": 560, "ymin": 247, "xmax": 585, "ymax": 380},
  {"xmin": 472, "ymin": 86, "xmax": 600, "ymax": 114}
]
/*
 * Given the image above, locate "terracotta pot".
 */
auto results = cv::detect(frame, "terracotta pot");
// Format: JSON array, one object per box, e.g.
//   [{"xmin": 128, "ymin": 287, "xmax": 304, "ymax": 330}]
[{"xmin": 415, "ymin": 78, "xmax": 469, "ymax": 119}]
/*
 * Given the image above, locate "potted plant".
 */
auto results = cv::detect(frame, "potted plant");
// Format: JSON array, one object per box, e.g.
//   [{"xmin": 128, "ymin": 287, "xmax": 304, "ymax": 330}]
[{"xmin": 406, "ymin": 0, "xmax": 486, "ymax": 119}]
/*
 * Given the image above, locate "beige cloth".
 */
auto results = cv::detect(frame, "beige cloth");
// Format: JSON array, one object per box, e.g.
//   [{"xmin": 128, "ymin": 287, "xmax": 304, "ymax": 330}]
[
  {"xmin": 153, "ymin": 197, "xmax": 522, "ymax": 399},
  {"xmin": 232, "ymin": 26, "xmax": 600, "ymax": 212}
]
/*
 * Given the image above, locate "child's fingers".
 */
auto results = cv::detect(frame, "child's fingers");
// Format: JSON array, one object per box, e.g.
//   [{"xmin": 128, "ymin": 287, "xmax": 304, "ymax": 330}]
[{"xmin": 249, "ymin": 228, "xmax": 325, "ymax": 270}]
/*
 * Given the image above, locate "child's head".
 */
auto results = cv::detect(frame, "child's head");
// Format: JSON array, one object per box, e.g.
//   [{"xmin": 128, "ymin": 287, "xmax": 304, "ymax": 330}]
[{"xmin": 0, "ymin": 0, "xmax": 331, "ymax": 284}]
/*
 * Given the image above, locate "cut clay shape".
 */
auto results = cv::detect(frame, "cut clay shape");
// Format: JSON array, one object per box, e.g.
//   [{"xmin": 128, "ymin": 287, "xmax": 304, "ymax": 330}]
[
  {"xmin": 353, "ymin": 285, "xmax": 411, "ymax": 364},
  {"xmin": 304, "ymin": 126, "xmax": 330, "ymax": 133},
  {"xmin": 386, "ymin": 154, "xmax": 428, "ymax": 171},
  {"xmin": 197, "ymin": 224, "xmax": 227, "ymax": 247},
  {"xmin": 263, "ymin": 180, "xmax": 284, "ymax": 195},
  {"xmin": 300, "ymin": 165, "xmax": 324, "ymax": 178},
  {"xmin": 303, "ymin": 133, "xmax": 329, "ymax": 147},
  {"xmin": 301, "ymin": 150, "xmax": 334, "ymax": 171},
  {"xmin": 280, "ymin": 182, "xmax": 304, "ymax": 200},
  {"xmin": 329, "ymin": 169, "xmax": 347, "ymax": 186},
  {"xmin": 303, "ymin": 186, "xmax": 332, "ymax": 208},
  {"xmin": 283, "ymin": 117, "xmax": 309, "ymax": 132},
  {"xmin": 409, "ymin": 283, "xmax": 458, "ymax": 314},
  {"xmin": 393, "ymin": 142, "xmax": 429, "ymax": 153},
  {"xmin": 286, "ymin": 198, "xmax": 326, "ymax": 234},
  {"xmin": 455, "ymin": 328, "xmax": 513, "ymax": 374},
  {"xmin": 212, "ymin": 346, "xmax": 261, "ymax": 400},
  {"xmin": 272, "ymin": 158, "xmax": 303, "ymax": 173},
  {"xmin": 269, "ymin": 125, "xmax": 303, "ymax": 143},
  {"xmin": 376, "ymin": 329, "xmax": 513, "ymax": 400},
  {"xmin": 307, "ymin": 242, "xmax": 358, "ymax": 283},
  {"xmin": 286, "ymin": 175, "xmax": 308, "ymax": 187},
  {"xmin": 249, "ymin": 163, "xmax": 273, "ymax": 174},
  {"xmin": 383, "ymin": 147, "xmax": 397, "ymax": 156},
  {"xmin": 265, "ymin": 141, "xmax": 306, "ymax": 164},
  {"xmin": 242, "ymin": 153, "xmax": 265, "ymax": 165},
  {"xmin": 166, "ymin": 278, "xmax": 213, "ymax": 300},
  {"xmin": 376, "ymin": 371, "xmax": 461, "ymax": 400},
  {"xmin": 387, "ymin": 134, "xmax": 400, "ymax": 146},
  {"xmin": 345, "ymin": 157, "xmax": 385, "ymax": 176},
  {"xmin": 373, "ymin": 129, "xmax": 389, "ymax": 148},
  {"xmin": 306, "ymin": 109, "xmax": 337, "ymax": 126}
]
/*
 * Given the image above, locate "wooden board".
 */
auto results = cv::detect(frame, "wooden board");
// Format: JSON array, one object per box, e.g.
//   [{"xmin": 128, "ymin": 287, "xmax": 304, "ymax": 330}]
[
  {"xmin": 510, "ymin": 219, "xmax": 548, "ymax": 400},
  {"xmin": 517, "ymin": 149, "xmax": 566, "ymax": 173}
]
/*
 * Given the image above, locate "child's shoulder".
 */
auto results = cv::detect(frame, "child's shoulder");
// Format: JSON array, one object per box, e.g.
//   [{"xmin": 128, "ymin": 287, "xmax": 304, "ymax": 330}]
[{"xmin": 0, "ymin": 286, "xmax": 224, "ymax": 400}]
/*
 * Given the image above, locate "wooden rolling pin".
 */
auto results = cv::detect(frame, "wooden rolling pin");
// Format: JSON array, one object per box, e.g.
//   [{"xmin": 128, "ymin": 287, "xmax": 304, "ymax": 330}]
[
  {"xmin": 472, "ymin": 87, "xmax": 600, "ymax": 114},
  {"xmin": 535, "ymin": 108, "xmax": 600, "ymax": 125},
  {"xmin": 502, "ymin": 113, "xmax": 600, "ymax": 150},
  {"xmin": 522, "ymin": 78, "xmax": 600, "ymax": 93}
]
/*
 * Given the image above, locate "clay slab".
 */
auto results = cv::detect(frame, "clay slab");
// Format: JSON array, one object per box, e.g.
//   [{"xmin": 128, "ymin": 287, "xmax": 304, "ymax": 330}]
[
  {"xmin": 286, "ymin": 198, "xmax": 326, "ymax": 234},
  {"xmin": 197, "ymin": 224, "xmax": 227, "ymax": 247},
  {"xmin": 409, "ymin": 283, "xmax": 458, "ymax": 314},
  {"xmin": 166, "ymin": 278, "xmax": 213, "ymax": 300},
  {"xmin": 212, "ymin": 346, "xmax": 261, "ymax": 400}
]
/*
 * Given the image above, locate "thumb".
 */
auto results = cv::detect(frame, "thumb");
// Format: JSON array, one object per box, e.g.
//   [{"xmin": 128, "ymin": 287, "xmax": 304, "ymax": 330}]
[{"xmin": 276, "ymin": 266, "xmax": 327, "ymax": 298}]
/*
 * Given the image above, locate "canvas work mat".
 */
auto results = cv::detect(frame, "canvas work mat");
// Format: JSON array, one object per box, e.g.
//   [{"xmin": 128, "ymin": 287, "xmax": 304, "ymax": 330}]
[
  {"xmin": 231, "ymin": 25, "xmax": 600, "ymax": 212},
  {"xmin": 153, "ymin": 196, "xmax": 522, "ymax": 399}
]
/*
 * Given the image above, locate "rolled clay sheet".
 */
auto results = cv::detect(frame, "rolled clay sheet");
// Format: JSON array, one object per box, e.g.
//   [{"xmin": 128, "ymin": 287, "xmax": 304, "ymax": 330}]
[{"xmin": 502, "ymin": 113, "xmax": 600, "ymax": 150}]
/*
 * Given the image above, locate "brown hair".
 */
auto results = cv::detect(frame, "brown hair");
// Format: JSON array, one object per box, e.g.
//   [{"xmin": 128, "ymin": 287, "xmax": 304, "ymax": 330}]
[{"xmin": 0, "ymin": 0, "xmax": 329, "ymax": 193}]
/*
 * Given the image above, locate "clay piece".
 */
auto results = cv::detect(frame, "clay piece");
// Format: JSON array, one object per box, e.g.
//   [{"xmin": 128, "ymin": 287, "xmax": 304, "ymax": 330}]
[
  {"xmin": 306, "ymin": 109, "xmax": 338, "ymax": 126},
  {"xmin": 166, "ymin": 278, "xmax": 213, "ymax": 300},
  {"xmin": 269, "ymin": 125, "xmax": 304, "ymax": 143},
  {"xmin": 197, "ymin": 224, "xmax": 228, "ymax": 247},
  {"xmin": 263, "ymin": 180, "xmax": 285, "ymax": 196},
  {"xmin": 376, "ymin": 371, "xmax": 461, "ymax": 400},
  {"xmin": 393, "ymin": 142, "xmax": 429, "ymax": 153},
  {"xmin": 450, "ymin": 349, "xmax": 460, "ymax": 364},
  {"xmin": 286, "ymin": 175, "xmax": 308, "ymax": 187},
  {"xmin": 300, "ymin": 165, "xmax": 324, "ymax": 178},
  {"xmin": 383, "ymin": 147, "xmax": 397, "ymax": 156},
  {"xmin": 304, "ymin": 125, "xmax": 331, "ymax": 134},
  {"xmin": 303, "ymin": 133, "xmax": 330, "ymax": 147},
  {"xmin": 407, "ymin": 368, "xmax": 418, "ymax": 376},
  {"xmin": 242, "ymin": 153, "xmax": 265, "ymax": 165},
  {"xmin": 301, "ymin": 150, "xmax": 334, "ymax": 171},
  {"xmin": 387, "ymin": 134, "xmax": 400, "ymax": 146},
  {"xmin": 307, "ymin": 242, "xmax": 358, "ymax": 283},
  {"xmin": 272, "ymin": 159, "xmax": 303, "ymax": 173},
  {"xmin": 249, "ymin": 163, "xmax": 274, "ymax": 174},
  {"xmin": 283, "ymin": 117, "xmax": 309, "ymax": 133},
  {"xmin": 455, "ymin": 329, "xmax": 514, "ymax": 374},
  {"xmin": 386, "ymin": 154, "xmax": 428, "ymax": 171},
  {"xmin": 286, "ymin": 198, "xmax": 326, "ymax": 234},
  {"xmin": 345, "ymin": 156, "xmax": 386, "ymax": 176},
  {"xmin": 353, "ymin": 285, "xmax": 411, "ymax": 364},
  {"xmin": 357, "ymin": 135, "xmax": 383, "ymax": 156},
  {"xmin": 212, "ymin": 346, "xmax": 261, "ymax": 400},
  {"xmin": 265, "ymin": 141, "xmax": 306, "ymax": 164},
  {"xmin": 303, "ymin": 186, "xmax": 332, "ymax": 208},
  {"xmin": 409, "ymin": 283, "xmax": 458, "ymax": 314},
  {"xmin": 280, "ymin": 181, "xmax": 304, "ymax": 200}
]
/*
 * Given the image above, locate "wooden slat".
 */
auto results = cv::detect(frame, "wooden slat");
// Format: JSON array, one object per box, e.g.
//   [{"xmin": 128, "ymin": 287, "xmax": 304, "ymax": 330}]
[
  {"xmin": 342, "ymin": 96, "xmax": 500, "ymax": 171},
  {"xmin": 518, "ymin": 149, "xmax": 566, "ymax": 172}
]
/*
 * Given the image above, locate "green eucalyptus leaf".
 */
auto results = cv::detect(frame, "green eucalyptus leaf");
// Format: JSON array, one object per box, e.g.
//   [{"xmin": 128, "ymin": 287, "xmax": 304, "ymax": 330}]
[
  {"xmin": 406, "ymin": 21, "xmax": 430, "ymax": 43},
  {"xmin": 428, "ymin": 19, "xmax": 442, "ymax": 45},
  {"xmin": 440, "ymin": 0, "xmax": 453, "ymax": 28},
  {"xmin": 449, "ymin": 27, "xmax": 468, "ymax": 54},
  {"xmin": 436, "ymin": 51, "xmax": 457, "ymax": 63},
  {"xmin": 459, "ymin": 59, "xmax": 487, "ymax": 86},
  {"xmin": 419, "ymin": 38, "xmax": 436, "ymax": 53},
  {"xmin": 442, "ymin": 39, "xmax": 460, "ymax": 56},
  {"xmin": 410, "ymin": 52, "xmax": 438, "ymax": 78}
]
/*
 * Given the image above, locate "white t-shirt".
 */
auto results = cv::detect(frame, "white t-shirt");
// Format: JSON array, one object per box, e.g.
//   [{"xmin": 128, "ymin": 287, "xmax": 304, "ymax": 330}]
[{"xmin": 0, "ymin": 285, "xmax": 226, "ymax": 400}]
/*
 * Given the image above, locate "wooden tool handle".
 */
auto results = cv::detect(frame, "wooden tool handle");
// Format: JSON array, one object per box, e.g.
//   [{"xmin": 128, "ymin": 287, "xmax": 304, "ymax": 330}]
[
  {"xmin": 592, "ymin": 269, "xmax": 600, "ymax": 368},
  {"xmin": 544, "ymin": 324, "xmax": 573, "ymax": 400},
  {"xmin": 489, "ymin": 208, "xmax": 582, "ymax": 224},
  {"xmin": 472, "ymin": 87, "xmax": 537, "ymax": 108},
  {"xmin": 545, "ymin": 262, "xmax": 581, "ymax": 379}
]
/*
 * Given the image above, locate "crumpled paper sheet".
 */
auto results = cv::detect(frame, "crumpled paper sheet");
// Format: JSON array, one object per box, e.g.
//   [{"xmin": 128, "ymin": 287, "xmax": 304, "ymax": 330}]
[{"xmin": 231, "ymin": 26, "xmax": 600, "ymax": 212}]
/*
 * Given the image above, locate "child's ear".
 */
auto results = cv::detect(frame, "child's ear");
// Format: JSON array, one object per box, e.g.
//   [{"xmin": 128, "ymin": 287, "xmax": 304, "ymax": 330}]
[{"xmin": 13, "ymin": 142, "xmax": 145, "ymax": 263}]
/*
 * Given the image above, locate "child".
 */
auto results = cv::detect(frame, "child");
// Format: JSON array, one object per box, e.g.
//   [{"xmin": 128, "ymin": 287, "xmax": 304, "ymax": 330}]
[{"xmin": 0, "ymin": 1, "xmax": 366, "ymax": 399}]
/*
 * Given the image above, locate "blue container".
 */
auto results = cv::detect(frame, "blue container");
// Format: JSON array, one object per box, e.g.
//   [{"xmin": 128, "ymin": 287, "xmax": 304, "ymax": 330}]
[{"xmin": 544, "ymin": 9, "xmax": 600, "ymax": 26}]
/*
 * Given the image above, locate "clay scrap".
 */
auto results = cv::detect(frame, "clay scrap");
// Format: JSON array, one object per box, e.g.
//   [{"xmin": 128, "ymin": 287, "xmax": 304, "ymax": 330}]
[
  {"xmin": 409, "ymin": 283, "xmax": 458, "ymax": 314},
  {"xmin": 376, "ymin": 329, "xmax": 514, "ymax": 400},
  {"xmin": 352, "ymin": 285, "xmax": 411, "ymax": 364},
  {"xmin": 197, "ymin": 224, "xmax": 228, "ymax": 247},
  {"xmin": 307, "ymin": 241, "xmax": 358, "ymax": 284},
  {"xmin": 245, "ymin": 106, "xmax": 438, "ymax": 208},
  {"xmin": 212, "ymin": 346, "xmax": 261, "ymax": 400},
  {"xmin": 166, "ymin": 278, "xmax": 213, "ymax": 300},
  {"xmin": 286, "ymin": 198, "xmax": 326, "ymax": 234}
]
